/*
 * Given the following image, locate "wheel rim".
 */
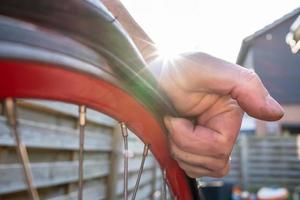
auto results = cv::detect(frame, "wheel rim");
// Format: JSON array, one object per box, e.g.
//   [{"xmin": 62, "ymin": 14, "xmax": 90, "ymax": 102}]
[{"xmin": 0, "ymin": 60, "xmax": 195, "ymax": 199}]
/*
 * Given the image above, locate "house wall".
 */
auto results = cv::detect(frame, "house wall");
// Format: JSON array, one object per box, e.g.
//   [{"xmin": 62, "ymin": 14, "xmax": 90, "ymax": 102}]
[{"xmin": 251, "ymin": 14, "xmax": 300, "ymax": 104}]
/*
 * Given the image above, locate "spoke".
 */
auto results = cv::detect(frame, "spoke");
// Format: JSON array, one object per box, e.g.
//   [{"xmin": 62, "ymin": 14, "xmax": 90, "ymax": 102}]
[
  {"xmin": 4, "ymin": 98, "xmax": 40, "ymax": 200},
  {"xmin": 131, "ymin": 144, "xmax": 149, "ymax": 200},
  {"xmin": 78, "ymin": 105, "xmax": 86, "ymax": 200},
  {"xmin": 161, "ymin": 170, "xmax": 167, "ymax": 200},
  {"xmin": 120, "ymin": 122, "xmax": 129, "ymax": 200}
]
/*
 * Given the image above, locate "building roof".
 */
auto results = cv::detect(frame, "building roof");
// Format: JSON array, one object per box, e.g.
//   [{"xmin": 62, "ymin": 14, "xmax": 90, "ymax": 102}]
[
  {"xmin": 236, "ymin": 7, "xmax": 300, "ymax": 104},
  {"xmin": 237, "ymin": 7, "xmax": 300, "ymax": 65}
]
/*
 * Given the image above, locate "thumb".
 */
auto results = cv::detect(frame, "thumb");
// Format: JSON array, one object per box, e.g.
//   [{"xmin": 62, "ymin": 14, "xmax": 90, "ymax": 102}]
[
  {"xmin": 161, "ymin": 52, "xmax": 284, "ymax": 121},
  {"xmin": 231, "ymin": 69, "xmax": 284, "ymax": 121},
  {"xmin": 185, "ymin": 53, "xmax": 284, "ymax": 121}
]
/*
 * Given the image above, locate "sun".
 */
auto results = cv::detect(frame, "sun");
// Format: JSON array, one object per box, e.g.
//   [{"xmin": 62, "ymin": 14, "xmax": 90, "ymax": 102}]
[{"xmin": 156, "ymin": 43, "xmax": 181, "ymax": 61}]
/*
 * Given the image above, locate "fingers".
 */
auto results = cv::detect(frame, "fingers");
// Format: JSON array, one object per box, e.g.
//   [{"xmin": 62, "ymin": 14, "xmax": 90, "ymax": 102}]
[
  {"xmin": 179, "ymin": 159, "xmax": 230, "ymax": 178},
  {"xmin": 165, "ymin": 117, "xmax": 233, "ymax": 178},
  {"xmin": 164, "ymin": 117, "xmax": 231, "ymax": 157},
  {"xmin": 165, "ymin": 117, "xmax": 227, "ymax": 157},
  {"xmin": 170, "ymin": 141, "xmax": 229, "ymax": 172},
  {"xmin": 170, "ymin": 140, "xmax": 230, "ymax": 178}
]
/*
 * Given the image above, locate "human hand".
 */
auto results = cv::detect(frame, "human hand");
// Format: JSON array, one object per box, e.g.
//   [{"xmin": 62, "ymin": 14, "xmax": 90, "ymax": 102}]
[{"xmin": 154, "ymin": 52, "xmax": 284, "ymax": 178}]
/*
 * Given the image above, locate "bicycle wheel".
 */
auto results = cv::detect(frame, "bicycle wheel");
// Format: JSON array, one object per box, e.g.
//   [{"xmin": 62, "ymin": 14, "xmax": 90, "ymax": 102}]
[{"xmin": 0, "ymin": 1, "xmax": 201, "ymax": 199}]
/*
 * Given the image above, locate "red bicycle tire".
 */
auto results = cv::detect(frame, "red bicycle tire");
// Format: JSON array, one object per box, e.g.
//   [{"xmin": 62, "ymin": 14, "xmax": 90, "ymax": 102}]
[{"xmin": 0, "ymin": 1, "xmax": 201, "ymax": 199}]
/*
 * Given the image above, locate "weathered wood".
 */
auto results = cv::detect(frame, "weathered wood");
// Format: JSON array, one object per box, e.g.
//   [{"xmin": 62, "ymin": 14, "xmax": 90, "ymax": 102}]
[
  {"xmin": 249, "ymin": 177, "xmax": 300, "ymax": 184},
  {"xmin": 107, "ymin": 125, "xmax": 122, "ymax": 200},
  {"xmin": 19, "ymin": 100, "xmax": 116, "ymax": 127},
  {"xmin": 240, "ymin": 135, "xmax": 249, "ymax": 189},
  {"xmin": 133, "ymin": 184, "xmax": 153, "ymax": 200},
  {"xmin": 116, "ymin": 174, "xmax": 154, "ymax": 200},
  {"xmin": 116, "ymin": 184, "xmax": 153, "ymax": 200},
  {"xmin": 0, "ymin": 98, "xmax": 164, "ymax": 199},
  {"xmin": 248, "ymin": 155, "xmax": 300, "ymax": 162},
  {"xmin": 150, "ymin": 164, "xmax": 157, "ymax": 198},
  {"xmin": 247, "ymin": 136, "xmax": 297, "ymax": 141},
  {"xmin": 248, "ymin": 169, "xmax": 300, "ymax": 177},
  {"xmin": 47, "ymin": 183, "xmax": 106, "ymax": 200},
  {"xmin": 116, "ymin": 170, "xmax": 153, "ymax": 194},
  {"xmin": 248, "ymin": 140, "xmax": 298, "ymax": 148},
  {"xmin": 248, "ymin": 162, "xmax": 300, "ymax": 170},
  {"xmin": 248, "ymin": 148, "xmax": 299, "ymax": 156},
  {"xmin": 0, "ymin": 117, "xmax": 112, "ymax": 151},
  {"xmin": 118, "ymin": 156, "xmax": 155, "ymax": 173},
  {"xmin": 0, "ymin": 160, "xmax": 110, "ymax": 194}
]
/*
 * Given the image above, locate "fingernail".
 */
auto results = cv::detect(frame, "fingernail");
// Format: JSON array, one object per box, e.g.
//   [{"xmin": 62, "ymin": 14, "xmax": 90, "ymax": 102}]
[{"xmin": 266, "ymin": 95, "xmax": 284, "ymax": 118}]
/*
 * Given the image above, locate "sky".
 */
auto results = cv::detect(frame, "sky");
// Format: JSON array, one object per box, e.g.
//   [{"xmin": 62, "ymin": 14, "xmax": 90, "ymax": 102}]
[{"xmin": 121, "ymin": 0, "xmax": 299, "ymax": 63}]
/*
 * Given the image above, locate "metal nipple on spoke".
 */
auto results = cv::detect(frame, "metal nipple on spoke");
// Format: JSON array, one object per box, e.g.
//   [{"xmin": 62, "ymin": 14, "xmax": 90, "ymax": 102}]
[
  {"xmin": 4, "ymin": 98, "xmax": 40, "ymax": 200},
  {"xmin": 120, "ymin": 122, "xmax": 129, "ymax": 200},
  {"xmin": 78, "ymin": 105, "xmax": 86, "ymax": 200},
  {"xmin": 131, "ymin": 144, "xmax": 150, "ymax": 200},
  {"xmin": 161, "ymin": 170, "xmax": 167, "ymax": 200}
]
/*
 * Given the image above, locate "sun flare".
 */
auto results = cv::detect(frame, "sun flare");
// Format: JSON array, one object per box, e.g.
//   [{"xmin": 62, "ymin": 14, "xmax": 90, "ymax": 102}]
[{"xmin": 156, "ymin": 43, "xmax": 181, "ymax": 62}]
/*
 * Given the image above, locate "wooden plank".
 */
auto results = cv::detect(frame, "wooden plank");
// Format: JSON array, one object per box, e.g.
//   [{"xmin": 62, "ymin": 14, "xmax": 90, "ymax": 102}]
[
  {"xmin": 249, "ymin": 177, "xmax": 300, "ymax": 184},
  {"xmin": 247, "ymin": 155, "xmax": 300, "ymax": 162},
  {"xmin": 248, "ymin": 162, "xmax": 300, "ymax": 170},
  {"xmin": 0, "ymin": 148, "xmax": 110, "ymax": 164},
  {"xmin": 150, "ymin": 164, "xmax": 158, "ymax": 197},
  {"xmin": 248, "ymin": 136, "xmax": 297, "ymax": 141},
  {"xmin": 116, "ymin": 184, "xmax": 153, "ymax": 200},
  {"xmin": 107, "ymin": 125, "xmax": 122, "ymax": 200},
  {"xmin": 0, "ymin": 160, "xmax": 109, "ymax": 194},
  {"xmin": 155, "ymin": 178, "xmax": 162, "ymax": 191},
  {"xmin": 248, "ymin": 148, "xmax": 299, "ymax": 156},
  {"xmin": 0, "ymin": 117, "xmax": 112, "ymax": 151},
  {"xmin": 115, "ymin": 170, "xmax": 153, "ymax": 194},
  {"xmin": 248, "ymin": 140, "xmax": 298, "ymax": 148},
  {"xmin": 134, "ymin": 184, "xmax": 153, "ymax": 200},
  {"xmin": 248, "ymin": 169, "xmax": 300, "ymax": 177},
  {"xmin": 47, "ymin": 183, "xmax": 106, "ymax": 200},
  {"xmin": 19, "ymin": 100, "xmax": 116, "ymax": 127},
  {"xmin": 118, "ymin": 156, "xmax": 155, "ymax": 173},
  {"xmin": 117, "ymin": 172, "xmax": 152, "ymax": 200},
  {"xmin": 240, "ymin": 135, "xmax": 249, "ymax": 189},
  {"xmin": 246, "ymin": 183, "xmax": 300, "ymax": 190}
]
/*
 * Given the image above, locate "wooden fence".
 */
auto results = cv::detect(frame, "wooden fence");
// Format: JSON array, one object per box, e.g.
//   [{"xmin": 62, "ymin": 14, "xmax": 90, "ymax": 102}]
[
  {"xmin": 0, "ymin": 100, "xmax": 163, "ymax": 200},
  {"xmin": 202, "ymin": 135, "xmax": 300, "ymax": 191}
]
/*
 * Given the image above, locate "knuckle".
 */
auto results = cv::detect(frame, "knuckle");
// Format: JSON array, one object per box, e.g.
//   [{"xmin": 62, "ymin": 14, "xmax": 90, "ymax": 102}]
[
  {"xmin": 186, "ymin": 171, "xmax": 198, "ymax": 178},
  {"xmin": 212, "ymin": 159, "xmax": 228, "ymax": 171},
  {"xmin": 174, "ymin": 138, "xmax": 188, "ymax": 150},
  {"xmin": 169, "ymin": 146, "xmax": 177, "ymax": 159},
  {"xmin": 177, "ymin": 161, "xmax": 189, "ymax": 172},
  {"xmin": 214, "ymin": 138, "xmax": 232, "ymax": 159},
  {"xmin": 241, "ymin": 69, "xmax": 259, "ymax": 83},
  {"xmin": 213, "ymin": 165, "xmax": 230, "ymax": 178},
  {"xmin": 215, "ymin": 146, "xmax": 230, "ymax": 159},
  {"xmin": 213, "ymin": 169, "xmax": 229, "ymax": 178},
  {"xmin": 170, "ymin": 151, "xmax": 177, "ymax": 160}
]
